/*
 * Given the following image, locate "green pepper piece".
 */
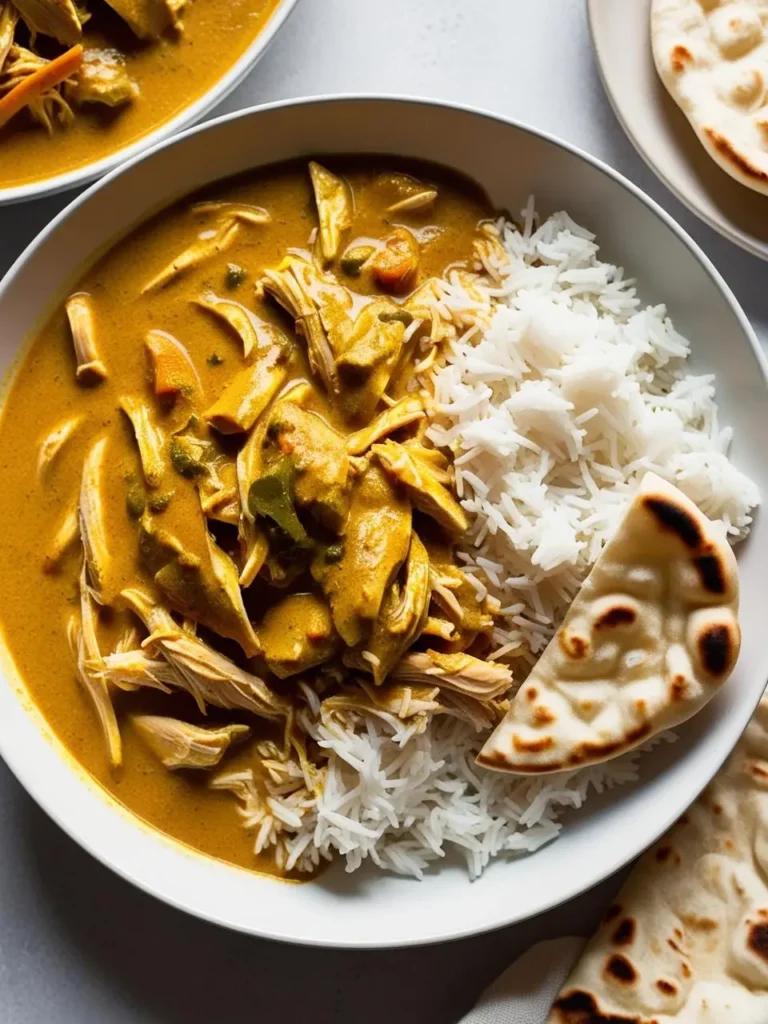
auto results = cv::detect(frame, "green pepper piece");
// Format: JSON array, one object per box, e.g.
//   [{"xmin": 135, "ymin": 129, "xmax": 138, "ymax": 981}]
[
  {"xmin": 170, "ymin": 437, "xmax": 206, "ymax": 479},
  {"xmin": 378, "ymin": 309, "xmax": 414, "ymax": 326},
  {"xmin": 147, "ymin": 491, "xmax": 174, "ymax": 513},
  {"xmin": 126, "ymin": 483, "xmax": 146, "ymax": 519},
  {"xmin": 225, "ymin": 263, "xmax": 246, "ymax": 289},
  {"xmin": 248, "ymin": 459, "xmax": 309, "ymax": 546},
  {"xmin": 340, "ymin": 245, "xmax": 376, "ymax": 277}
]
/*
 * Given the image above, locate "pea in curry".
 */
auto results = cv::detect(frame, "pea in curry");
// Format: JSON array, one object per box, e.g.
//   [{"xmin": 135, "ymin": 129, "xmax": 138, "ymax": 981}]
[
  {"xmin": 0, "ymin": 158, "xmax": 514, "ymax": 877},
  {"xmin": 0, "ymin": 0, "xmax": 280, "ymax": 189}
]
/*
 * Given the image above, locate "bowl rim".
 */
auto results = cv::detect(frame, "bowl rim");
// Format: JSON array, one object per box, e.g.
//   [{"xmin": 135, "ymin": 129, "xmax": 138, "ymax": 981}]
[
  {"xmin": 1, "ymin": 94, "xmax": 766, "ymax": 948},
  {"xmin": 0, "ymin": 0, "xmax": 299, "ymax": 207}
]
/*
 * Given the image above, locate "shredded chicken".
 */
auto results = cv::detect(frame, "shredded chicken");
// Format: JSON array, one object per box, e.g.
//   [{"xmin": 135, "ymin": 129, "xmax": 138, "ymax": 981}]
[
  {"xmin": 308, "ymin": 161, "xmax": 352, "ymax": 262},
  {"xmin": 0, "ymin": 43, "xmax": 77, "ymax": 132},
  {"xmin": 362, "ymin": 532, "xmax": 430, "ymax": 684},
  {"xmin": 79, "ymin": 436, "xmax": 110, "ymax": 599},
  {"xmin": 66, "ymin": 292, "xmax": 106, "ymax": 383},
  {"xmin": 142, "ymin": 219, "xmax": 240, "ymax": 293},
  {"xmin": 120, "ymin": 587, "xmax": 289, "ymax": 718},
  {"xmin": 133, "ymin": 715, "xmax": 249, "ymax": 769},
  {"xmin": 67, "ymin": 47, "xmax": 138, "ymax": 106},
  {"xmin": 37, "ymin": 414, "xmax": 83, "ymax": 481},
  {"xmin": 70, "ymin": 561, "xmax": 122, "ymax": 767},
  {"xmin": 346, "ymin": 394, "xmax": 427, "ymax": 455},
  {"xmin": 259, "ymin": 257, "xmax": 340, "ymax": 395},
  {"xmin": 0, "ymin": 3, "xmax": 18, "ymax": 72},
  {"xmin": 192, "ymin": 201, "xmax": 270, "ymax": 227},
  {"xmin": 102, "ymin": 0, "xmax": 183, "ymax": 40},
  {"xmin": 13, "ymin": 0, "xmax": 82, "ymax": 47},
  {"xmin": 43, "ymin": 500, "xmax": 80, "ymax": 572},
  {"xmin": 195, "ymin": 290, "xmax": 278, "ymax": 362},
  {"xmin": 373, "ymin": 439, "xmax": 468, "ymax": 538},
  {"xmin": 120, "ymin": 396, "xmax": 166, "ymax": 488},
  {"xmin": 392, "ymin": 650, "xmax": 513, "ymax": 700}
]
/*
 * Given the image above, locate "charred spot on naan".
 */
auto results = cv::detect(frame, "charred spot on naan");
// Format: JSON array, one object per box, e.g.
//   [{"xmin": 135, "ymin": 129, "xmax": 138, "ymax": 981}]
[
  {"xmin": 603, "ymin": 954, "xmax": 637, "ymax": 986},
  {"xmin": 594, "ymin": 605, "xmax": 637, "ymax": 629},
  {"xmin": 681, "ymin": 913, "xmax": 718, "ymax": 933},
  {"xmin": 643, "ymin": 494, "xmax": 703, "ymax": 549},
  {"xmin": 670, "ymin": 674, "xmax": 689, "ymax": 702},
  {"xmin": 480, "ymin": 723, "xmax": 655, "ymax": 774},
  {"xmin": 670, "ymin": 43, "xmax": 693, "ymax": 72},
  {"xmin": 610, "ymin": 918, "xmax": 635, "ymax": 947},
  {"xmin": 748, "ymin": 920, "xmax": 768, "ymax": 962},
  {"xmin": 693, "ymin": 553, "xmax": 728, "ymax": 595},
  {"xmin": 550, "ymin": 989, "xmax": 643, "ymax": 1024},
  {"xmin": 697, "ymin": 620, "xmax": 738, "ymax": 677},
  {"xmin": 655, "ymin": 979, "xmax": 678, "ymax": 997},
  {"xmin": 577, "ymin": 724, "xmax": 652, "ymax": 764},
  {"xmin": 559, "ymin": 630, "xmax": 590, "ymax": 660},
  {"xmin": 512, "ymin": 734, "xmax": 554, "ymax": 755},
  {"xmin": 550, "ymin": 989, "xmax": 641, "ymax": 1024},
  {"xmin": 533, "ymin": 705, "xmax": 556, "ymax": 726},
  {"xmin": 703, "ymin": 127, "xmax": 768, "ymax": 186}
]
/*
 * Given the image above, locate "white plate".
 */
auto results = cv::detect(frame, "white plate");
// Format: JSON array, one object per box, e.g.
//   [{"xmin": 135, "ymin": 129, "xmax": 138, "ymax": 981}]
[
  {"xmin": 588, "ymin": 0, "xmax": 768, "ymax": 261},
  {"xmin": 1, "ymin": 97, "xmax": 767, "ymax": 948},
  {"xmin": 0, "ymin": 0, "xmax": 298, "ymax": 206}
]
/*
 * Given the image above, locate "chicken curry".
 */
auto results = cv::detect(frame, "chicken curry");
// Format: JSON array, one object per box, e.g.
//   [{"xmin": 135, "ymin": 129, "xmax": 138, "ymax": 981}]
[
  {"xmin": 0, "ymin": 158, "xmax": 514, "ymax": 878},
  {"xmin": 0, "ymin": 0, "xmax": 281, "ymax": 189}
]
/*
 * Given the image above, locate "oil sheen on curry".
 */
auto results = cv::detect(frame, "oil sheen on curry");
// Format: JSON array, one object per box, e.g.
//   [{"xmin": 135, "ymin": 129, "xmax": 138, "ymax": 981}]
[
  {"xmin": 0, "ymin": 0, "xmax": 280, "ymax": 188},
  {"xmin": 0, "ymin": 158, "xmax": 504, "ymax": 878}
]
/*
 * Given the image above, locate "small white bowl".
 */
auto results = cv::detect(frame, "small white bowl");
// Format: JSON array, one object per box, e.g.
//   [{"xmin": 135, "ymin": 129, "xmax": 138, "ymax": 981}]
[
  {"xmin": 0, "ymin": 0, "xmax": 297, "ymax": 206},
  {"xmin": 1, "ymin": 97, "xmax": 766, "ymax": 948}
]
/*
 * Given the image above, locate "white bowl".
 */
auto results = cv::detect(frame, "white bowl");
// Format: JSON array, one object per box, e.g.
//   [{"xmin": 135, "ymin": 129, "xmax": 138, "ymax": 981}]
[
  {"xmin": 0, "ymin": 0, "xmax": 297, "ymax": 206},
  {"xmin": 1, "ymin": 97, "xmax": 766, "ymax": 948}
]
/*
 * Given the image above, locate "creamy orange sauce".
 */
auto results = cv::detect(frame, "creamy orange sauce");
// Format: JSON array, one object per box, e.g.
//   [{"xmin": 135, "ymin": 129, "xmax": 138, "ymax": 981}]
[{"xmin": 0, "ymin": 159, "xmax": 491, "ymax": 876}]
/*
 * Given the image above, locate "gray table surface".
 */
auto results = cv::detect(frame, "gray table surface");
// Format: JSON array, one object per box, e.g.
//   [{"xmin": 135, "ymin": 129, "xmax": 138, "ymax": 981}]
[{"xmin": 0, "ymin": 1, "xmax": 766, "ymax": 1021}]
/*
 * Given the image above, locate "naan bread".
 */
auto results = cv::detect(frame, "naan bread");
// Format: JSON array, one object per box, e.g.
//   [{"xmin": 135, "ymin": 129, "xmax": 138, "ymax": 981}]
[
  {"xmin": 651, "ymin": 0, "xmax": 768, "ymax": 196},
  {"xmin": 477, "ymin": 473, "xmax": 740, "ymax": 774},
  {"xmin": 548, "ymin": 694, "xmax": 768, "ymax": 1023}
]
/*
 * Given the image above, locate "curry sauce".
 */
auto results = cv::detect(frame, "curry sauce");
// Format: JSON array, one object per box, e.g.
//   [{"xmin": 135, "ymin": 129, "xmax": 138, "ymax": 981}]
[{"xmin": 0, "ymin": 159, "xmax": 502, "ymax": 877}]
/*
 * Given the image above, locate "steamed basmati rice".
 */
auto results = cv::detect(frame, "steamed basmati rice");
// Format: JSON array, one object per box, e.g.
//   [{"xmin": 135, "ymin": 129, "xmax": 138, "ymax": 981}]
[{"xmin": 220, "ymin": 202, "xmax": 758, "ymax": 879}]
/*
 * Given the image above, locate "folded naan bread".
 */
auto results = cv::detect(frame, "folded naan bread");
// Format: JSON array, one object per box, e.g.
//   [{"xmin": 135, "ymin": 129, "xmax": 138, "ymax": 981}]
[
  {"xmin": 477, "ymin": 473, "xmax": 740, "ymax": 774},
  {"xmin": 548, "ymin": 693, "xmax": 768, "ymax": 1023},
  {"xmin": 651, "ymin": 0, "xmax": 768, "ymax": 196}
]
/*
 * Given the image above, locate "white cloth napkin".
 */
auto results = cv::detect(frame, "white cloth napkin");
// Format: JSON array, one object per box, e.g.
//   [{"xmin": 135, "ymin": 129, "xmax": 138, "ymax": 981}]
[{"xmin": 458, "ymin": 936, "xmax": 585, "ymax": 1024}]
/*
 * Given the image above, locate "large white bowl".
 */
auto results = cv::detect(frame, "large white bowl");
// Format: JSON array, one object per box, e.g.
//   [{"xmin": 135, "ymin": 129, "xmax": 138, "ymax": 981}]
[
  {"xmin": 0, "ymin": 0, "xmax": 297, "ymax": 206},
  {"xmin": 1, "ymin": 97, "xmax": 766, "ymax": 948}
]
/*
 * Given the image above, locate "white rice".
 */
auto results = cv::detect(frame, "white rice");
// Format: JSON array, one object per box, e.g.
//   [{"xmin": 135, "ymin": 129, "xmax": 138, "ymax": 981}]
[{"xmin": 221, "ymin": 202, "xmax": 758, "ymax": 879}]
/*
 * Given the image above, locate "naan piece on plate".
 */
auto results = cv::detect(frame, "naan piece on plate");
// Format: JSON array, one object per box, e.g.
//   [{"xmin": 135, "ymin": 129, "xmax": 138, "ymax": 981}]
[
  {"xmin": 477, "ymin": 472, "xmax": 740, "ymax": 774},
  {"xmin": 548, "ymin": 693, "xmax": 768, "ymax": 1023},
  {"xmin": 651, "ymin": 0, "xmax": 768, "ymax": 196}
]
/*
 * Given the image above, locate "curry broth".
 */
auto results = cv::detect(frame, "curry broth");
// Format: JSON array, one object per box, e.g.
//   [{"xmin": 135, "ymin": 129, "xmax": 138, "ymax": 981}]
[
  {"xmin": 0, "ymin": 159, "xmax": 492, "ymax": 877},
  {"xmin": 0, "ymin": 0, "xmax": 280, "ymax": 189}
]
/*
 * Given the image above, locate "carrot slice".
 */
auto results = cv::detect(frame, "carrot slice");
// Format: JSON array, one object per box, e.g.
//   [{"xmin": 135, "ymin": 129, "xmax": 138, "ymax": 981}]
[
  {"xmin": 145, "ymin": 330, "xmax": 202, "ymax": 398},
  {"xmin": 371, "ymin": 228, "xmax": 421, "ymax": 293},
  {"xmin": 0, "ymin": 44, "xmax": 83, "ymax": 131}
]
